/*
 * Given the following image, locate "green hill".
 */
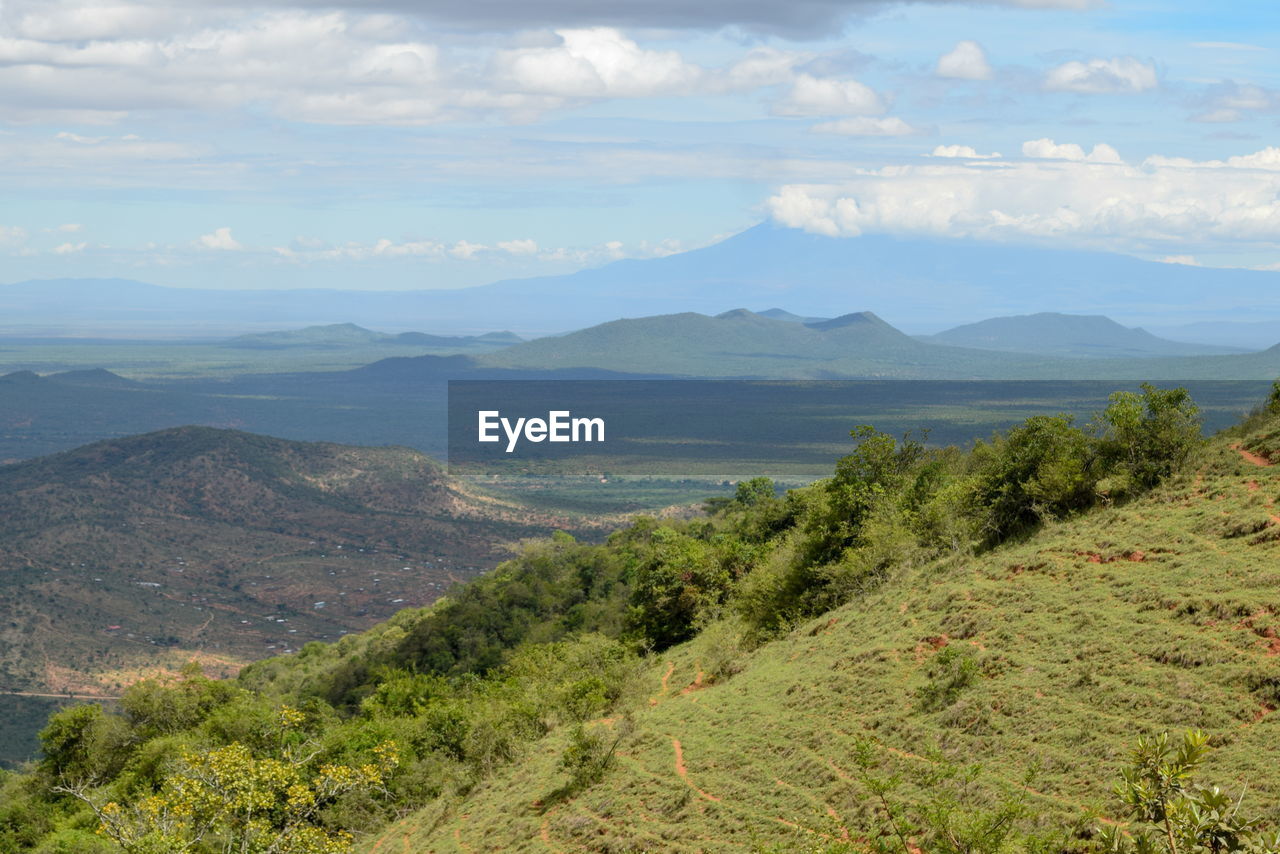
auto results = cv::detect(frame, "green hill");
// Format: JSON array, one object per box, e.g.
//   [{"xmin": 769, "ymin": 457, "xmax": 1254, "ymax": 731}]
[
  {"xmin": 359, "ymin": 402, "xmax": 1280, "ymax": 852},
  {"xmin": 475, "ymin": 309, "xmax": 1280, "ymax": 379},
  {"xmin": 926, "ymin": 312, "xmax": 1251, "ymax": 359},
  {"xmin": 0, "ymin": 427, "xmax": 586, "ymax": 702},
  {"xmin": 477, "ymin": 309, "xmax": 1058, "ymax": 378},
  {"xmin": 6, "ymin": 387, "xmax": 1280, "ymax": 854}
]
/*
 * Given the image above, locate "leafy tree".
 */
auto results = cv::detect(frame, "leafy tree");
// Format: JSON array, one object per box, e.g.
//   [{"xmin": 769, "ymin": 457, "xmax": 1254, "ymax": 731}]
[
  {"xmin": 38, "ymin": 705, "xmax": 132, "ymax": 786},
  {"xmin": 1097, "ymin": 384, "xmax": 1202, "ymax": 495},
  {"xmin": 803, "ymin": 426, "xmax": 927, "ymax": 565},
  {"xmin": 971, "ymin": 415, "xmax": 1095, "ymax": 542},
  {"xmin": 1097, "ymin": 730, "xmax": 1280, "ymax": 854},
  {"xmin": 626, "ymin": 527, "xmax": 726, "ymax": 649}
]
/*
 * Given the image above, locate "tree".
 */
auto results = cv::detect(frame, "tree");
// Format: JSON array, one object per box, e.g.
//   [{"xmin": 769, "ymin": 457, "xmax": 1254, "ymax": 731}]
[
  {"xmin": 803, "ymin": 426, "xmax": 927, "ymax": 565},
  {"xmin": 626, "ymin": 527, "xmax": 725, "ymax": 649},
  {"xmin": 1097, "ymin": 384, "xmax": 1202, "ymax": 495},
  {"xmin": 971, "ymin": 415, "xmax": 1094, "ymax": 542}
]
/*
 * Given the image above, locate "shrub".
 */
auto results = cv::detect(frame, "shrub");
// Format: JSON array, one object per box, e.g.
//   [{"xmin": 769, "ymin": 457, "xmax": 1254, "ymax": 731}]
[
  {"xmin": 1096, "ymin": 384, "xmax": 1202, "ymax": 495},
  {"xmin": 971, "ymin": 415, "xmax": 1095, "ymax": 542}
]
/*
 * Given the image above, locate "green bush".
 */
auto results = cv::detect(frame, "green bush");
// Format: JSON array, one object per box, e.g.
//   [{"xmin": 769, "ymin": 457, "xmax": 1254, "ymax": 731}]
[
  {"xmin": 971, "ymin": 414, "xmax": 1096, "ymax": 542},
  {"xmin": 1096, "ymin": 383, "xmax": 1202, "ymax": 496}
]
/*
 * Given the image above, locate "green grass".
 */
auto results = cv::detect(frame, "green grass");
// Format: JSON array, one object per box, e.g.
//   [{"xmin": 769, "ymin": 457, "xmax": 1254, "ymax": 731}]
[{"xmin": 361, "ymin": 431, "xmax": 1280, "ymax": 852}]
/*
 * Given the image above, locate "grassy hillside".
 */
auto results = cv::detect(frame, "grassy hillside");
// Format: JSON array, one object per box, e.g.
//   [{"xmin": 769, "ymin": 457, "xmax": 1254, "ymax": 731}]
[
  {"xmin": 371, "ymin": 430, "xmax": 1280, "ymax": 851},
  {"xmin": 6, "ymin": 385, "xmax": 1280, "ymax": 854}
]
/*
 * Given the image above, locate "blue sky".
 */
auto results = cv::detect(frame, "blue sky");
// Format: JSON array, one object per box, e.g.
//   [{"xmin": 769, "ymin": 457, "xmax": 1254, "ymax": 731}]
[{"xmin": 2, "ymin": 0, "xmax": 1280, "ymax": 290}]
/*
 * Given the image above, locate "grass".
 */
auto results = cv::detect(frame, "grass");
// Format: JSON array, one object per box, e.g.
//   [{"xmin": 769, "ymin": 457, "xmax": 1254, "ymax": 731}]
[{"xmin": 360, "ymin": 428, "xmax": 1280, "ymax": 852}]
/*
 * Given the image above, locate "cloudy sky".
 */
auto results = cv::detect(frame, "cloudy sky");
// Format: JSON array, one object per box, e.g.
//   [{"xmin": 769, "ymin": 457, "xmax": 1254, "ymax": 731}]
[{"xmin": 2, "ymin": 0, "xmax": 1279, "ymax": 289}]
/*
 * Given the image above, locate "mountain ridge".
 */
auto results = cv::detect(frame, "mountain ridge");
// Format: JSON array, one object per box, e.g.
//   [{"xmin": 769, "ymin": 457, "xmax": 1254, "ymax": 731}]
[{"xmin": 8, "ymin": 225, "xmax": 1280, "ymax": 335}]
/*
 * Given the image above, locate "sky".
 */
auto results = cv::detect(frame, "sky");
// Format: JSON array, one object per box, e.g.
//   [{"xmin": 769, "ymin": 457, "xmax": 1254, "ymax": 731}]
[{"xmin": 2, "ymin": 0, "xmax": 1280, "ymax": 290}]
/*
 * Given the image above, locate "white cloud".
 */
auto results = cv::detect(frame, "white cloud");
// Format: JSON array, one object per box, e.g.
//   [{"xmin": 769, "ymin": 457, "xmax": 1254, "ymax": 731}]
[
  {"xmin": 0, "ymin": 225, "xmax": 28, "ymax": 247},
  {"xmin": 718, "ymin": 47, "xmax": 810, "ymax": 91},
  {"xmin": 1191, "ymin": 82, "xmax": 1277, "ymax": 124},
  {"xmin": 773, "ymin": 73, "xmax": 884, "ymax": 117},
  {"xmin": 929, "ymin": 145, "xmax": 1001, "ymax": 159},
  {"xmin": 274, "ymin": 238, "xmax": 446, "ymax": 261},
  {"xmin": 1159, "ymin": 255, "xmax": 1200, "ymax": 266},
  {"xmin": 497, "ymin": 238, "xmax": 538, "ymax": 255},
  {"xmin": 812, "ymin": 116, "xmax": 920, "ymax": 136},
  {"xmin": 57, "ymin": 223, "xmax": 83, "ymax": 232},
  {"xmin": 936, "ymin": 41, "xmax": 992, "ymax": 81},
  {"xmin": 494, "ymin": 28, "xmax": 703, "ymax": 98},
  {"xmin": 12, "ymin": 3, "xmax": 180, "ymax": 41},
  {"xmin": 197, "ymin": 227, "xmax": 243, "ymax": 251},
  {"xmin": 766, "ymin": 144, "xmax": 1280, "ymax": 252},
  {"xmin": 1044, "ymin": 57, "xmax": 1157, "ymax": 94},
  {"xmin": 54, "ymin": 132, "xmax": 109, "ymax": 144},
  {"xmin": 448, "ymin": 240, "xmax": 489, "ymax": 260},
  {"xmin": 53, "ymin": 241, "xmax": 87, "ymax": 254},
  {"xmin": 1022, "ymin": 138, "xmax": 1121, "ymax": 163}
]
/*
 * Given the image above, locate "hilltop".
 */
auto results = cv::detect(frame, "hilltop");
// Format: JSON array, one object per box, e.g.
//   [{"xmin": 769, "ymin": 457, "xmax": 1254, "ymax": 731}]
[
  {"xmin": 926, "ymin": 312, "xmax": 1251, "ymax": 359},
  {"xmin": 0, "ymin": 426, "xmax": 583, "ymax": 701}
]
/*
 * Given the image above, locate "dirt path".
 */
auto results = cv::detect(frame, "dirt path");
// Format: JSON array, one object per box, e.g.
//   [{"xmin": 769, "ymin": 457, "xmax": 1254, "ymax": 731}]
[
  {"xmin": 538, "ymin": 807, "xmax": 566, "ymax": 853},
  {"xmin": 650, "ymin": 660, "xmax": 676, "ymax": 705},
  {"xmin": 1233, "ymin": 443, "xmax": 1273, "ymax": 467},
  {"xmin": 671, "ymin": 738, "xmax": 721, "ymax": 802}
]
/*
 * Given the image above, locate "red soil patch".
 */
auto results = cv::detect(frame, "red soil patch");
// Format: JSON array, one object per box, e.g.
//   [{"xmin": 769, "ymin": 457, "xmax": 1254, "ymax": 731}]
[
  {"xmin": 452, "ymin": 814, "xmax": 473, "ymax": 853},
  {"xmin": 650, "ymin": 660, "xmax": 676, "ymax": 705},
  {"xmin": 1233, "ymin": 444, "xmax": 1273, "ymax": 467},
  {"xmin": 679, "ymin": 668, "xmax": 706, "ymax": 695},
  {"xmin": 1248, "ymin": 480, "xmax": 1261, "ymax": 492},
  {"xmin": 671, "ymin": 738, "xmax": 720, "ymax": 802}
]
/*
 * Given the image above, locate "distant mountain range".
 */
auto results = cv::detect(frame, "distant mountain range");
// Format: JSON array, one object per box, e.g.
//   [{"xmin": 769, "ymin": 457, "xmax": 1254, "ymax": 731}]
[
  {"xmin": 6, "ymin": 224, "xmax": 1280, "ymax": 336},
  {"xmin": 476, "ymin": 308, "xmax": 1054, "ymax": 378},
  {"xmin": 226, "ymin": 323, "xmax": 521, "ymax": 350},
  {"xmin": 922, "ymin": 312, "xmax": 1247, "ymax": 359},
  {"xmin": 474, "ymin": 308, "xmax": 1280, "ymax": 379}
]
